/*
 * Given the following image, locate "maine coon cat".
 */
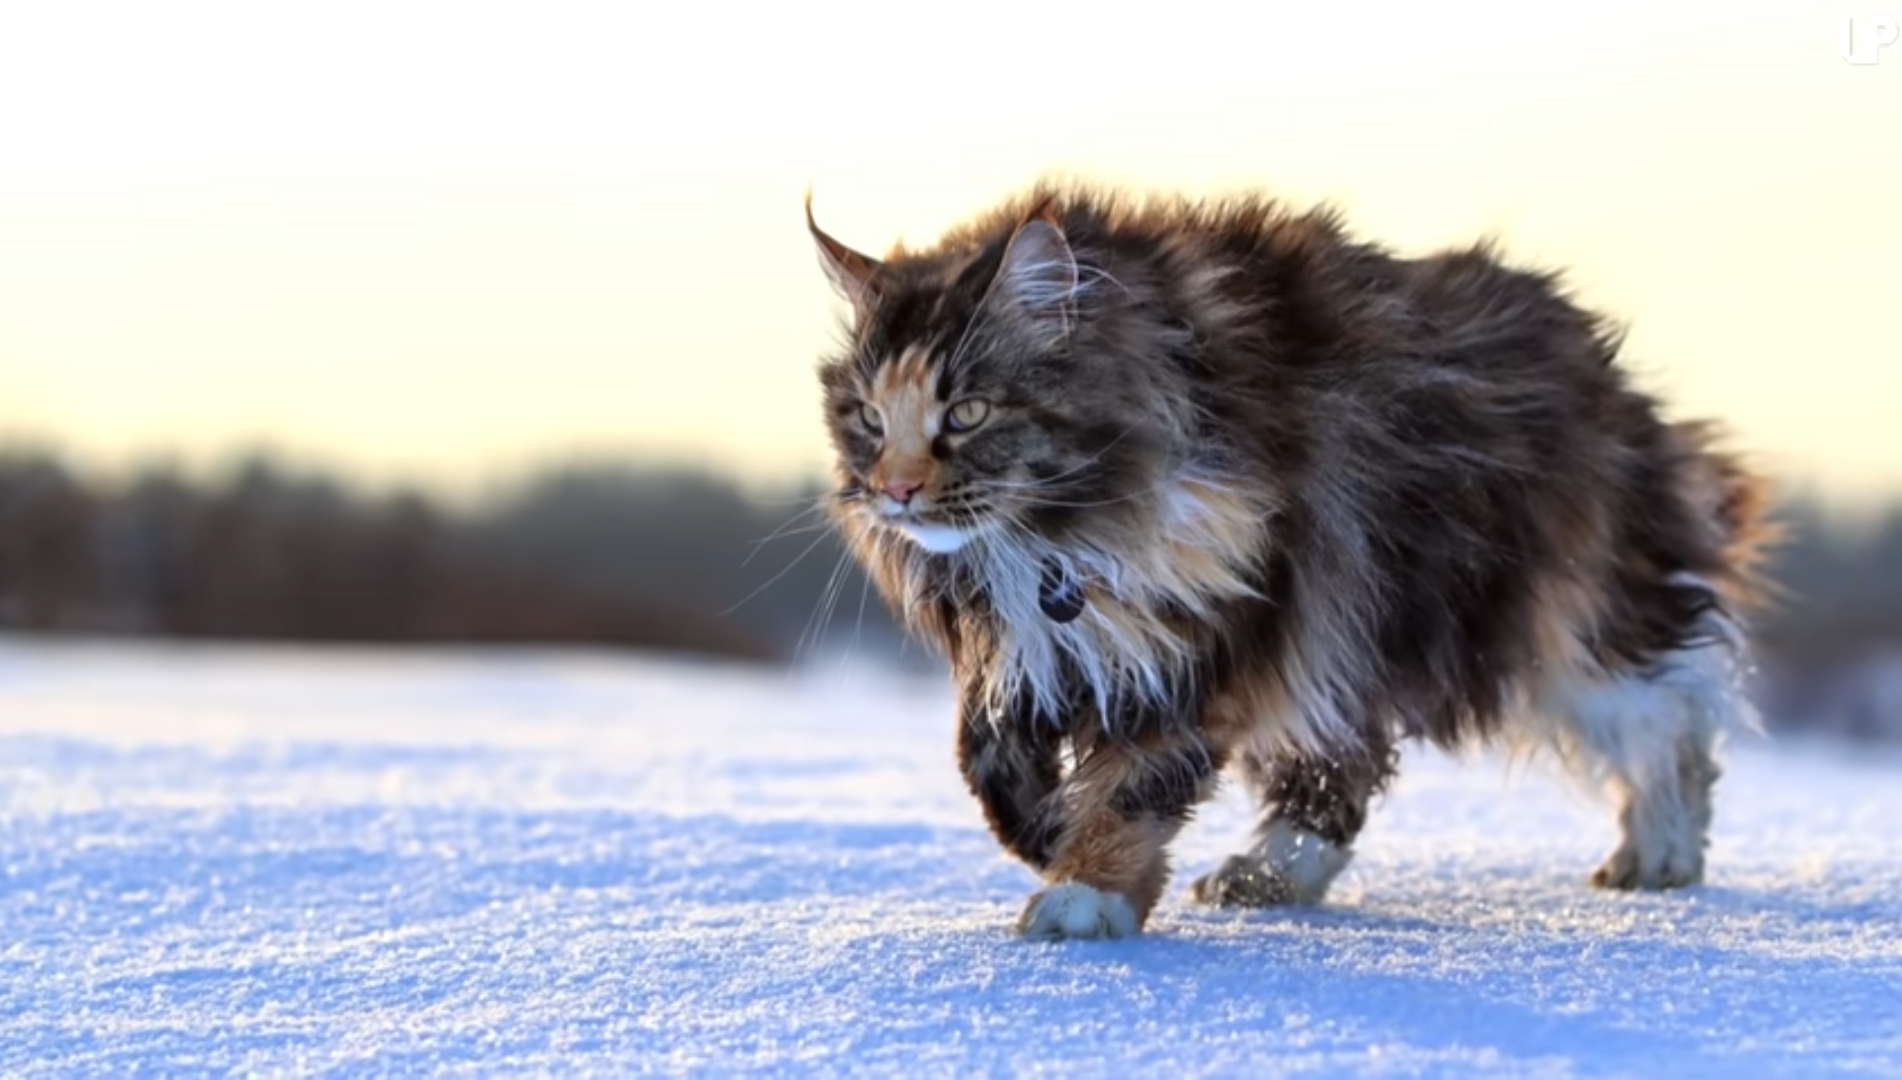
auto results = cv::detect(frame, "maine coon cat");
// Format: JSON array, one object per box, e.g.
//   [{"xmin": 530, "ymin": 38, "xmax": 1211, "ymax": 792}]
[{"xmin": 806, "ymin": 184, "xmax": 1773, "ymax": 941}]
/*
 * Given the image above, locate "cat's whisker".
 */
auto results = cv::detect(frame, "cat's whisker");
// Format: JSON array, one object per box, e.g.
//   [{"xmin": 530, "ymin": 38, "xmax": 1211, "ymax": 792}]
[
  {"xmin": 719, "ymin": 528, "xmax": 836, "ymax": 619},
  {"xmin": 751, "ymin": 520, "xmax": 835, "ymax": 546},
  {"xmin": 747, "ymin": 488, "xmax": 838, "ymax": 509},
  {"xmin": 795, "ymin": 543, "xmax": 855, "ymax": 663},
  {"xmin": 981, "ymin": 464, "xmax": 1188, "ymax": 514},
  {"xmin": 989, "ymin": 489, "xmax": 1159, "ymax": 511},
  {"xmin": 843, "ymin": 532, "xmax": 884, "ymax": 673},
  {"xmin": 815, "ymin": 555, "xmax": 854, "ymax": 661},
  {"xmin": 743, "ymin": 504, "xmax": 834, "ymax": 568},
  {"xmin": 980, "ymin": 425, "xmax": 1142, "ymax": 494}
]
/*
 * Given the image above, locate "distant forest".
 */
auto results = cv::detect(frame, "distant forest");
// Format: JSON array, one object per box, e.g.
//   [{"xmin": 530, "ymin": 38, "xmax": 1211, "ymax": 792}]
[
  {"xmin": 0, "ymin": 448, "xmax": 904, "ymax": 666},
  {"xmin": 6, "ymin": 446, "xmax": 1902, "ymax": 728}
]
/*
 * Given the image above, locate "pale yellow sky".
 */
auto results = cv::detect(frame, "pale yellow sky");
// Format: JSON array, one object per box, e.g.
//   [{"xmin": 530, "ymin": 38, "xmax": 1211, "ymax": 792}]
[{"xmin": 1, "ymin": 1, "xmax": 1897, "ymax": 503}]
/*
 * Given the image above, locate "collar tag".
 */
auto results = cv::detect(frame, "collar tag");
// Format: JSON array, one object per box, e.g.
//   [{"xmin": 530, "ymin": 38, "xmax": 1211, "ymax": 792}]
[{"xmin": 1037, "ymin": 558, "xmax": 1087, "ymax": 623}]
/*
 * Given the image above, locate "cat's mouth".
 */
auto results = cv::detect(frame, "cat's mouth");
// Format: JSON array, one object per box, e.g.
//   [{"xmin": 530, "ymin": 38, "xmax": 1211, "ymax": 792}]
[
  {"xmin": 865, "ymin": 488, "xmax": 1001, "ymax": 556},
  {"xmin": 884, "ymin": 514, "xmax": 982, "ymax": 555}
]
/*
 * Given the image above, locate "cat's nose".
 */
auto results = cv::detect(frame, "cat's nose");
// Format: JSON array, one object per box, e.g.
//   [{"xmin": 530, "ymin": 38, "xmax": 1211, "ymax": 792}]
[{"xmin": 882, "ymin": 479, "xmax": 924, "ymax": 505}]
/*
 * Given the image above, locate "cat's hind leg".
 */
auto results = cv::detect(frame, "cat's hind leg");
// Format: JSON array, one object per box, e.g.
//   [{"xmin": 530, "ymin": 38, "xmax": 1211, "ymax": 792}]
[{"xmin": 1530, "ymin": 606, "xmax": 1754, "ymax": 890}]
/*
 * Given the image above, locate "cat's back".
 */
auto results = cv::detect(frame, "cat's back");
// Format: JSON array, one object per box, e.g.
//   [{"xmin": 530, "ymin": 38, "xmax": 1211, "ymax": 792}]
[
  {"xmin": 1172, "ymin": 204, "xmax": 1647, "ymax": 476},
  {"xmin": 1199, "ymin": 205, "xmax": 1620, "ymax": 387}
]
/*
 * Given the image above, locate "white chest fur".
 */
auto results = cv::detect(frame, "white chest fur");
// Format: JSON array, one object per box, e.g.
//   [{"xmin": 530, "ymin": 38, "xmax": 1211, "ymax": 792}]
[{"xmin": 949, "ymin": 473, "xmax": 1269, "ymax": 727}]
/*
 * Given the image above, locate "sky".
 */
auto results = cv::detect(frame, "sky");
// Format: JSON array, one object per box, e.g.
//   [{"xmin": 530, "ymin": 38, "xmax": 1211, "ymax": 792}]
[{"xmin": 0, "ymin": 1, "xmax": 1897, "ymax": 504}]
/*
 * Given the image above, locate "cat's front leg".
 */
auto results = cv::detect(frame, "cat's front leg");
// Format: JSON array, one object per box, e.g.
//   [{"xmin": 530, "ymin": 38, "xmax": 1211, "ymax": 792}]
[
  {"xmin": 1016, "ymin": 724, "xmax": 1224, "ymax": 941},
  {"xmin": 956, "ymin": 689, "xmax": 1065, "ymax": 871}
]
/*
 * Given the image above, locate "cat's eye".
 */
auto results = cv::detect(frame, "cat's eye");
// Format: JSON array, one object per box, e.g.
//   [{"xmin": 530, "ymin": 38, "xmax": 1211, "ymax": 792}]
[
  {"xmin": 857, "ymin": 402, "xmax": 884, "ymax": 434},
  {"xmin": 945, "ymin": 398, "xmax": 991, "ymax": 433}
]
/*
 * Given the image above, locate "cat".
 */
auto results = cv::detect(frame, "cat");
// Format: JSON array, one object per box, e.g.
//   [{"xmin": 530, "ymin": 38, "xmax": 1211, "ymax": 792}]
[{"xmin": 805, "ymin": 183, "xmax": 1774, "ymax": 941}]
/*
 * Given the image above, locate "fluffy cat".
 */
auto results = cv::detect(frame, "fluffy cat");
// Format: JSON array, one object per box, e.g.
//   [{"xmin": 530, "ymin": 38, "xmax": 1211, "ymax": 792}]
[{"xmin": 806, "ymin": 184, "xmax": 1774, "ymax": 941}]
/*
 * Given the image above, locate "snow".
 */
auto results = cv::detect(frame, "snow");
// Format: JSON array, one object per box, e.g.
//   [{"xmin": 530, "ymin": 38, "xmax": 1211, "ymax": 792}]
[{"xmin": 2, "ymin": 638, "xmax": 1899, "ymax": 1076}]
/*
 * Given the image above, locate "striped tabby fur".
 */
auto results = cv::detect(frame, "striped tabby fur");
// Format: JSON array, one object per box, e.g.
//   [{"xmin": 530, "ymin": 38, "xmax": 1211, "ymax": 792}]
[{"xmin": 807, "ymin": 183, "xmax": 1775, "ymax": 940}]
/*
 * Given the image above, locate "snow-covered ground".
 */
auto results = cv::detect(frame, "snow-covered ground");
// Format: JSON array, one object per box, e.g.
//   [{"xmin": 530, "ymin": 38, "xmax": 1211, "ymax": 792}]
[{"xmin": 2, "ymin": 639, "xmax": 1898, "ymax": 1077}]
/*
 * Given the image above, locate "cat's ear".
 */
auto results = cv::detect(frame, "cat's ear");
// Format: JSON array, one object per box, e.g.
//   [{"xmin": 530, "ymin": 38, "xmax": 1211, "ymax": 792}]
[
  {"xmin": 995, "ymin": 198, "xmax": 1080, "ymax": 338},
  {"xmin": 806, "ymin": 191, "xmax": 883, "ymax": 311}
]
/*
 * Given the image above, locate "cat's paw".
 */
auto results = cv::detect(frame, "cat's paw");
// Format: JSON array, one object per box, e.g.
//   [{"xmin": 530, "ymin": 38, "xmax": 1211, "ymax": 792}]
[
  {"xmin": 1590, "ymin": 844, "xmax": 1703, "ymax": 891},
  {"xmin": 1190, "ymin": 854, "xmax": 1307, "ymax": 908},
  {"xmin": 1194, "ymin": 822, "xmax": 1350, "ymax": 908},
  {"xmin": 1015, "ymin": 883, "xmax": 1140, "ymax": 941}
]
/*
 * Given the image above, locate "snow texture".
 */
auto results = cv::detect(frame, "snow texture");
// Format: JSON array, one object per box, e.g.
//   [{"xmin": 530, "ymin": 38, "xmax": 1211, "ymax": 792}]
[{"xmin": 2, "ymin": 638, "xmax": 1899, "ymax": 1077}]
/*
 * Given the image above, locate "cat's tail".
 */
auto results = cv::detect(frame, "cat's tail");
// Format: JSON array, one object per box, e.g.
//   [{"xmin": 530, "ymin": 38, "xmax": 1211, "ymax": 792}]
[{"xmin": 1672, "ymin": 419, "xmax": 1781, "ymax": 617}]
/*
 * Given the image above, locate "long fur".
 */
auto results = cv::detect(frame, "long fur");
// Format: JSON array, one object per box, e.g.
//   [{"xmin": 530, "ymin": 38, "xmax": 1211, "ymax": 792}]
[{"xmin": 807, "ymin": 182, "xmax": 1776, "ymax": 938}]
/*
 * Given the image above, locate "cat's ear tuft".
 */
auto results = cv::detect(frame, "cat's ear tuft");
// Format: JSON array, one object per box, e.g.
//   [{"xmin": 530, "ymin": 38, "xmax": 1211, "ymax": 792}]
[
  {"xmin": 806, "ymin": 190, "xmax": 883, "ymax": 311},
  {"xmin": 996, "ymin": 201, "xmax": 1079, "ymax": 337}
]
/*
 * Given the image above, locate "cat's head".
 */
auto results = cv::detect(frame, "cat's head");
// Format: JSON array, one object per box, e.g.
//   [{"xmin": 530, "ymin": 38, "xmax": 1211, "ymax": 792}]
[{"xmin": 807, "ymin": 193, "xmax": 1185, "ymax": 558}]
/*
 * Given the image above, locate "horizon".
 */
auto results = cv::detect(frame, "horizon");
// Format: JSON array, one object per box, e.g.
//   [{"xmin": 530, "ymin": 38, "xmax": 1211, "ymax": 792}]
[
  {"xmin": 3, "ymin": 2, "xmax": 1898, "ymax": 509},
  {"xmin": 6, "ymin": 438, "xmax": 1898, "ymax": 540}
]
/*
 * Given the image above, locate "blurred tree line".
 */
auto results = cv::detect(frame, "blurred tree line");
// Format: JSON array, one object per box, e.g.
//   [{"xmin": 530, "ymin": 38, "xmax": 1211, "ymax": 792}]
[
  {"xmin": 6, "ymin": 446, "xmax": 1902, "ymax": 734},
  {"xmin": 0, "ymin": 448, "xmax": 906, "ymax": 666}
]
